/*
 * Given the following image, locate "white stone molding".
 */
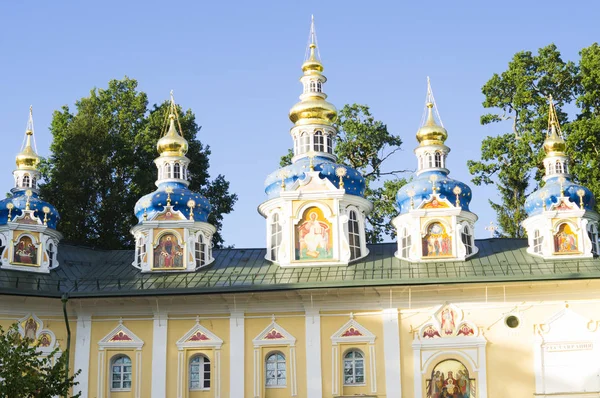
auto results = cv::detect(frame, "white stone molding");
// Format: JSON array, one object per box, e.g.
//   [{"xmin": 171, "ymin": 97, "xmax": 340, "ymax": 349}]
[
  {"xmin": 175, "ymin": 319, "xmax": 223, "ymax": 398},
  {"xmin": 73, "ymin": 314, "xmax": 92, "ymax": 398},
  {"xmin": 305, "ymin": 309, "xmax": 323, "ymax": 398},
  {"xmin": 382, "ymin": 309, "xmax": 401, "ymax": 398},
  {"xmin": 252, "ymin": 317, "xmax": 298, "ymax": 397},
  {"xmin": 533, "ymin": 308, "xmax": 600, "ymax": 396},
  {"xmin": 330, "ymin": 317, "xmax": 377, "ymax": 394},
  {"xmin": 151, "ymin": 313, "xmax": 168, "ymax": 398},
  {"xmin": 230, "ymin": 311, "xmax": 245, "ymax": 398}
]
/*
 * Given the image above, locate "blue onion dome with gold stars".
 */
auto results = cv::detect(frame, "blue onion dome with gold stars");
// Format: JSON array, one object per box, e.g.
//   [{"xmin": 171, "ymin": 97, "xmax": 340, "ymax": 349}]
[
  {"xmin": 0, "ymin": 108, "xmax": 60, "ymax": 229},
  {"xmin": 133, "ymin": 94, "xmax": 211, "ymax": 223},
  {"xmin": 396, "ymin": 80, "xmax": 473, "ymax": 214},
  {"xmin": 525, "ymin": 98, "xmax": 596, "ymax": 216}
]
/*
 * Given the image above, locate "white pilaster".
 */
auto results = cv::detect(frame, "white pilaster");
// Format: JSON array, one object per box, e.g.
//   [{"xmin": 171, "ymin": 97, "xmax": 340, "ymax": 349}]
[
  {"xmin": 230, "ymin": 311, "xmax": 245, "ymax": 398},
  {"xmin": 151, "ymin": 313, "xmax": 168, "ymax": 398},
  {"xmin": 382, "ymin": 308, "xmax": 402, "ymax": 398},
  {"xmin": 73, "ymin": 314, "xmax": 92, "ymax": 398},
  {"xmin": 305, "ymin": 308, "xmax": 322, "ymax": 398}
]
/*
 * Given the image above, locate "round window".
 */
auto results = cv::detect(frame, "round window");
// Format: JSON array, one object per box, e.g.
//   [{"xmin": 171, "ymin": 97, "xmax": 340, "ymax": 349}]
[{"xmin": 505, "ymin": 315, "xmax": 520, "ymax": 329}]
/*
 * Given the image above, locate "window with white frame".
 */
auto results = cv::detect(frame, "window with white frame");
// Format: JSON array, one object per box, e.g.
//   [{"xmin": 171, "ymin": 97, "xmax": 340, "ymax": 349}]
[
  {"xmin": 348, "ymin": 210, "xmax": 361, "ymax": 260},
  {"xmin": 111, "ymin": 355, "xmax": 132, "ymax": 391},
  {"xmin": 461, "ymin": 225, "xmax": 474, "ymax": 255},
  {"xmin": 548, "ymin": 162, "xmax": 555, "ymax": 175},
  {"xmin": 174, "ymin": 163, "xmax": 181, "ymax": 179},
  {"xmin": 533, "ymin": 230, "xmax": 543, "ymax": 254},
  {"xmin": 401, "ymin": 227, "xmax": 411, "ymax": 258},
  {"xmin": 556, "ymin": 160, "xmax": 564, "ymax": 174},
  {"xmin": 314, "ymin": 130, "xmax": 324, "ymax": 152},
  {"xmin": 419, "ymin": 155, "xmax": 424, "ymax": 170},
  {"xmin": 588, "ymin": 223, "xmax": 599, "ymax": 256},
  {"xmin": 326, "ymin": 134, "xmax": 333, "ymax": 153},
  {"xmin": 343, "ymin": 349, "xmax": 365, "ymax": 385},
  {"xmin": 270, "ymin": 213, "xmax": 282, "ymax": 261},
  {"xmin": 434, "ymin": 151, "xmax": 442, "ymax": 168},
  {"xmin": 22, "ymin": 174, "xmax": 30, "ymax": 188},
  {"xmin": 189, "ymin": 354, "xmax": 210, "ymax": 390},
  {"xmin": 428, "ymin": 153, "xmax": 434, "ymax": 168},
  {"xmin": 300, "ymin": 132, "xmax": 310, "ymax": 155},
  {"xmin": 47, "ymin": 243, "xmax": 55, "ymax": 268},
  {"xmin": 316, "ymin": 81, "xmax": 322, "ymax": 92},
  {"xmin": 265, "ymin": 352, "xmax": 286, "ymax": 387},
  {"xmin": 165, "ymin": 164, "xmax": 171, "ymax": 179},
  {"xmin": 195, "ymin": 234, "xmax": 206, "ymax": 267},
  {"xmin": 31, "ymin": 176, "xmax": 36, "ymax": 189}
]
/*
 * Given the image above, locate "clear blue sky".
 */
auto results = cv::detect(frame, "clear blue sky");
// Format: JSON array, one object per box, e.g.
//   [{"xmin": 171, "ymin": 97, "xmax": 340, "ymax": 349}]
[{"xmin": 1, "ymin": 1, "xmax": 598, "ymax": 248}]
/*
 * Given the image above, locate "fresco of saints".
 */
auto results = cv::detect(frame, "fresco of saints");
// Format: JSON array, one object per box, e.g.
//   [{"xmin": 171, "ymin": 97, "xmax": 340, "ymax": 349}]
[
  {"xmin": 153, "ymin": 234, "xmax": 184, "ymax": 268},
  {"xmin": 13, "ymin": 236, "xmax": 37, "ymax": 265},
  {"xmin": 38, "ymin": 333, "xmax": 51, "ymax": 347},
  {"xmin": 427, "ymin": 359, "xmax": 472, "ymax": 398},
  {"xmin": 24, "ymin": 317, "xmax": 37, "ymax": 340},
  {"xmin": 554, "ymin": 223, "xmax": 577, "ymax": 253},
  {"xmin": 423, "ymin": 223, "xmax": 452, "ymax": 257},
  {"xmin": 296, "ymin": 209, "xmax": 332, "ymax": 260},
  {"xmin": 441, "ymin": 308, "xmax": 456, "ymax": 335}
]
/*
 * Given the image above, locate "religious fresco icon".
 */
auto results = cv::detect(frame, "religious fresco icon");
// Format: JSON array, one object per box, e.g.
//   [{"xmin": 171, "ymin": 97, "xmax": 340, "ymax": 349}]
[
  {"xmin": 153, "ymin": 233, "xmax": 184, "ymax": 269},
  {"xmin": 13, "ymin": 235, "xmax": 38, "ymax": 266},
  {"xmin": 21, "ymin": 316, "xmax": 39, "ymax": 340},
  {"xmin": 426, "ymin": 359, "xmax": 475, "ymax": 398},
  {"xmin": 295, "ymin": 207, "xmax": 333, "ymax": 261},
  {"xmin": 554, "ymin": 223, "xmax": 578, "ymax": 253},
  {"xmin": 423, "ymin": 222, "xmax": 452, "ymax": 257},
  {"xmin": 423, "ymin": 198, "xmax": 450, "ymax": 209}
]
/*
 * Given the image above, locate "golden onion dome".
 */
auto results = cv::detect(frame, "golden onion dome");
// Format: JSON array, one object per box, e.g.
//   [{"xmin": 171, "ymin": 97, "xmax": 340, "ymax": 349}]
[
  {"xmin": 157, "ymin": 114, "xmax": 188, "ymax": 156},
  {"xmin": 15, "ymin": 130, "xmax": 40, "ymax": 169},
  {"xmin": 289, "ymin": 98, "xmax": 337, "ymax": 126},
  {"xmin": 543, "ymin": 122, "xmax": 566, "ymax": 156},
  {"xmin": 416, "ymin": 102, "xmax": 448, "ymax": 146},
  {"xmin": 302, "ymin": 43, "xmax": 324, "ymax": 73}
]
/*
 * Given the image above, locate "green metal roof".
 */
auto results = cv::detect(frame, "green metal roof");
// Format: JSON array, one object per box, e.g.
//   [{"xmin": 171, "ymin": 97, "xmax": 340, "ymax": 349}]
[{"xmin": 1, "ymin": 239, "xmax": 600, "ymax": 298}]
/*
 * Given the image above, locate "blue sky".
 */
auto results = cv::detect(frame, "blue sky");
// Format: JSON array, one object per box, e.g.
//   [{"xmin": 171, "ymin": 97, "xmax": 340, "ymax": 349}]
[{"xmin": 1, "ymin": 1, "xmax": 598, "ymax": 248}]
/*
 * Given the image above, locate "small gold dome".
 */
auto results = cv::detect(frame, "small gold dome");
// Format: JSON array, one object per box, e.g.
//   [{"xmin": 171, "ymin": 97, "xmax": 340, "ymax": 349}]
[
  {"xmin": 416, "ymin": 103, "xmax": 448, "ymax": 146},
  {"xmin": 289, "ymin": 98, "xmax": 337, "ymax": 126},
  {"xmin": 157, "ymin": 114, "xmax": 188, "ymax": 156},
  {"xmin": 543, "ymin": 123, "xmax": 566, "ymax": 156},
  {"xmin": 15, "ymin": 131, "xmax": 40, "ymax": 169},
  {"xmin": 302, "ymin": 44, "xmax": 324, "ymax": 73}
]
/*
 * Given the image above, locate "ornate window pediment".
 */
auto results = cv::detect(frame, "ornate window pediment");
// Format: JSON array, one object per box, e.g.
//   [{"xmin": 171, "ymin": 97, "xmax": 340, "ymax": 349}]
[
  {"xmin": 98, "ymin": 321, "xmax": 144, "ymax": 350},
  {"xmin": 176, "ymin": 320, "xmax": 223, "ymax": 350},
  {"xmin": 253, "ymin": 318, "xmax": 297, "ymax": 347},
  {"xmin": 151, "ymin": 204, "xmax": 187, "ymax": 222},
  {"xmin": 331, "ymin": 317, "xmax": 376, "ymax": 345}
]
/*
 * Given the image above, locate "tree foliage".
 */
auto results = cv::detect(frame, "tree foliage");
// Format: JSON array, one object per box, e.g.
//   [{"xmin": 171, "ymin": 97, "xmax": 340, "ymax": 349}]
[
  {"xmin": 41, "ymin": 77, "xmax": 237, "ymax": 249},
  {"xmin": 0, "ymin": 324, "xmax": 80, "ymax": 397},
  {"xmin": 281, "ymin": 104, "xmax": 407, "ymax": 243},
  {"xmin": 468, "ymin": 44, "xmax": 578, "ymax": 237}
]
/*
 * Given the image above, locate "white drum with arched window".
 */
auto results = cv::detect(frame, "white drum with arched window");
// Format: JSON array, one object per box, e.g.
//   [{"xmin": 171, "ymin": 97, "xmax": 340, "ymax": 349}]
[
  {"xmin": 265, "ymin": 352, "xmax": 286, "ymax": 387},
  {"xmin": 111, "ymin": 355, "xmax": 132, "ymax": 391},
  {"xmin": 189, "ymin": 354, "xmax": 211, "ymax": 391}
]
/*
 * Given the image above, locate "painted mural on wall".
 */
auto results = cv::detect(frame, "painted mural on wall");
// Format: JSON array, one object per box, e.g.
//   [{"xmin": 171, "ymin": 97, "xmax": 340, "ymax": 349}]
[
  {"xmin": 18, "ymin": 314, "xmax": 56, "ymax": 350},
  {"xmin": 153, "ymin": 233, "xmax": 184, "ymax": 268},
  {"xmin": 554, "ymin": 223, "xmax": 578, "ymax": 253},
  {"xmin": 420, "ymin": 304, "xmax": 477, "ymax": 339},
  {"xmin": 423, "ymin": 222, "xmax": 452, "ymax": 257},
  {"xmin": 427, "ymin": 359, "xmax": 475, "ymax": 398},
  {"xmin": 13, "ymin": 235, "xmax": 38, "ymax": 265},
  {"xmin": 295, "ymin": 207, "xmax": 332, "ymax": 260}
]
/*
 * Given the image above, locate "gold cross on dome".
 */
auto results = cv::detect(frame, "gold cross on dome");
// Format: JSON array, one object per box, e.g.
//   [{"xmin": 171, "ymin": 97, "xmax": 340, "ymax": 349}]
[
  {"xmin": 429, "ymin": 175, "xmax": 438, "ymax": 194},
  {"xmin": 165, "ymin": 187, "xmax": 173, "ymax": 206}
]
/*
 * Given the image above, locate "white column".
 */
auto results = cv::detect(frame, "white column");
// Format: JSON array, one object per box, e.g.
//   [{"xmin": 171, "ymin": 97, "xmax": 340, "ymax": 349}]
[
  {"xmin": 73, "ymin": 314, "xmax": 92, "ymax": 397},
  {"xmin": 305, "ymin": 309, "xmax": 323, "ymax": 398},
  {"xmin": 382, "ymin": 308, "xmax": 402, "ymax": 398},
  {"xmin": 151, "ymin": 313, "xmax": 168, "ymax": 398},
  {"xmin": 230, "ymin": 311, "xmax": 245, "ymax": 398}
]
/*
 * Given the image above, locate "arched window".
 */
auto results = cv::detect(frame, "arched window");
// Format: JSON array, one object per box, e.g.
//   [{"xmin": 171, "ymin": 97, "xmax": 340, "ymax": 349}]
[
  {"xmin": 419, "ymin": 155, "xmax": 424, "ymax": 170},
  {"xmin": 314, "ymin": 131, "xmax": 324, "ymax": 152},
  {"xmin": 47, "ymin": 243, "xmax": 55, "ymax": 268},
  {"xmin": 174, "ymin": 163, "xmax": 181, "ymax": 179},
  {"xmin": 270, "ymin": 213, "xmax": 282, "ymax": 261},
  {"xmin": 31, "ymin": 176, "xmax": 36, "ymax": 189},
  {"xmin": 326, "ymin": 134, "xmax": 333, "ymax": 153},
  {"xmin": 303, "ymin": 82, "xmax": 309, "ymax": 93},
  {"xmin": 22, "ymin": 174, "xmax": 30, "ymax": 188},
  {"xmin": 189, "ymin": 354, "xmax": 211, "ymax": 390},
  {"xmin": 548, "ymin": 162, "xmax": 555, "ymax": 175},
  {"xmin": 588, "ymin": 223, "xmax": 599, "ymax": 256},
  {"xmin": 0, "ymin": 237, "xmax": 4, "ymax": 256},
  {"xmin": 401, "ymin": 227, "xmax": 411, "ymax": 258},
  {"xmin": 316, "ymin": 81, "xmax": 322, "ymax": 93},
  {"xmin": 434, "ymin": 152, "xmax": 442, "ymax": 168},
  {"xmin": 195, "ymin": 234, "xmax": 206, "ymax": 268},
  {"xmin": 461, "ymin": 225, "xmax": 473, "ymax": 255},
  {"xmin": 427, "ymin": 153, "xmax": 434, "ymax": 168},
  {"xmin": 111, "ymin": 355, "xmax": 132, "ymax": 391},
  {"xmin": 310, "ymin": 81, "xmax": 316, "ymax": 92},
  {"xmin": 348, "ymin": 210, "xmax": 361, "ymax": 260},
  {"xmin": 343, "ymin": 350, "xmax": 365, "ymax": 385},
  {"xmin": 533, "ymin": 230, "xmax": 543, "ymax": 254},
  {"xmin": 265, "ymin": 352, "xmax": 286, "ymax": 387},
  {"xmin": 165, "ymin": 164, "xmax": 171, "ymax": 179},
  {"xmin": 294, "ymin": 136, "xmax": 299, "ymax": 155},
  {"xmin": 137, "ymin": 238, "xmax": 145, "ymax": 266},
  {"xmin": 300, "ymin": 132, "xmax": 310, "ymax": 154},
  {"xmin": 556, "ymin": 160, "xmax": 563, "ymax": 174}
]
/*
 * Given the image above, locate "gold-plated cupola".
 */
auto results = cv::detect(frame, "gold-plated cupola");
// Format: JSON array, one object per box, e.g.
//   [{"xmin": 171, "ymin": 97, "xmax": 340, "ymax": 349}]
[
  {"xmin": 543, "ymin": 96, "xmax": 567, "ymax": 157},
  {"xmin": 16, "ymin": 106, "xmax": 41, "ymax": 170},
  {"xmin": 156, "ymin": 91, "xmax": 189, "ymax": 157},
  {"xmin": 288, "ymin": 16, "xmax": 337, "ymax": 127},
  {"xmin": 416, "ymin": 78, "xmax": 448, "ymax": 146}
]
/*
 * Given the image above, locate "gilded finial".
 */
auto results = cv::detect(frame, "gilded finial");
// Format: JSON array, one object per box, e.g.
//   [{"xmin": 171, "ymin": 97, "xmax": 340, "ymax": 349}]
[
  {"xmin": 142, "ymin": 200, "xmax": 150, "ymax": 221},
  {"xmin": 278, "ymin": 170, "xmax": 289, "ymax": 189},
  {"xmin": 577, "ymin": 189, "xmax": 585, "ymax": 208},
  {"xmin": 25, "ymin": 189, "xmax": 32, "ymax": 210},
  {"xmin": 540, "ymin": 191, "xmax": 547, "ymax": 210},
  {"xmin": 6, "ymin": 203, "xmax": 14, "ymax": 221},
  {"xmin": 335, "ymin": 167, "xmax": 346, "ymax": 188},
  {"xmin": 165, "ymin": 187, "xmax": 173, "ymax": 206},
  {"xmin": 42, "ymin": 206, "xmax": 50, "ymax": 225},
  {"xmin": 309, "ymin": 154, "xmax": 315, "ymax": 171},
  {"xmin": 544, "ymin": 95, "xmax": 567, "ymax": 156},
  {"xmin": 430, "ymin": 175, "xmax": 438, "ymax": 194},
  {"xmin": 558, "ymin": 176, "xmax": 566, "ymax": 196},
  {"xmin": 453, "ymin": 186, "xmax": 462, "ymax": 207},
  {"xmin": 407, "ymin": 189, "xmax": 415, "ymax": 209},
  {"xmin": 416, "ymin": 77, "xmax": 447, "ymax": 146},
  {"xmin": 187, "ymin": 199, "xmax": 196, "ymax": 220}
]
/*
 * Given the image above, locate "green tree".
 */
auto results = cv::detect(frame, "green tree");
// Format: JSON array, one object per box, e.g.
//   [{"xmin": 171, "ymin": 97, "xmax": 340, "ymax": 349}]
[
  {"xmin": 281, "ymin": 104, "xmax": 407, "ymax": 243},
  {"xmin": 41, "ymin": 77, "xmax": 237, "ymax": 249},
  {"xmin": 468, "ymin": 44, "xmax": 577, "ymax": 237},
  {"xmin": 0, "ymin": 324, "xmax": 80, "ymax": 397}
]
